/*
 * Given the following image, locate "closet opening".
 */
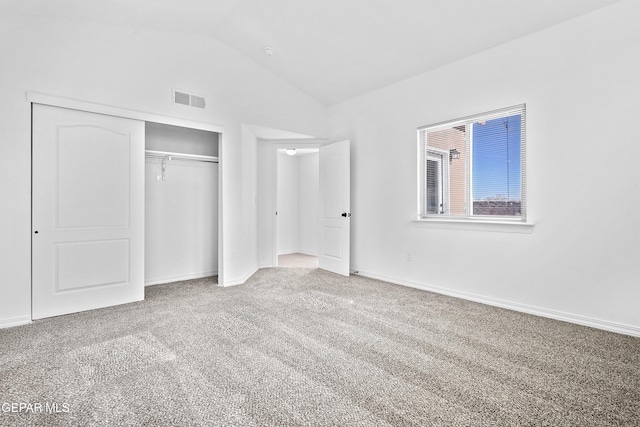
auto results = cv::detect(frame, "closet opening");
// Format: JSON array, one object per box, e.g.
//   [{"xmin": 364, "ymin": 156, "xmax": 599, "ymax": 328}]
[{"xmin": 144, "ymin": 122, "xmax": 220, "ymax": 286}]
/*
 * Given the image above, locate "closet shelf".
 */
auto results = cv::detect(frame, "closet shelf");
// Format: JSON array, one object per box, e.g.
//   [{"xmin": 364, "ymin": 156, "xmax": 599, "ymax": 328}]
[{"xmin": 145, "ymin": 150, "xmax": 218, "ymax": 163}]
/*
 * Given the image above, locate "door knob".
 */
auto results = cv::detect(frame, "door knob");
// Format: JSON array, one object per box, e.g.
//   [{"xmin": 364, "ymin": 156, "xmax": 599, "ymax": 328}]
[{"xmin": 341, "ymin": 213, "xmax": 351, "ymax": 217}]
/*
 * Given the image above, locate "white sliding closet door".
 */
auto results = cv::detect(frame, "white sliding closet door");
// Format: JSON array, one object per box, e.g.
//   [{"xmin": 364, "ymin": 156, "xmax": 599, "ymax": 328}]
[{"xmin": 32, "ymin": 104, "xmax": 145, "ymax": 319}]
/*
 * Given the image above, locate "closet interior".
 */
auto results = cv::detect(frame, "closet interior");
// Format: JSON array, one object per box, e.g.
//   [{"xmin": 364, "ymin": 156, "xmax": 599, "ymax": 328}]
[{"xmin": 144, "ymin": 122, "xmax": 219, "ymax": 285}]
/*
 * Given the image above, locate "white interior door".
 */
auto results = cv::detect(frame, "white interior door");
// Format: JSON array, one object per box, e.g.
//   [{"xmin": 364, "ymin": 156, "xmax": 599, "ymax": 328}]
[
  {"xmin": 32, "ymin": 104, "xmax": 145, "ymax": 319},
  {"xmin": 318, "ymin": 140, "xmax": 350, "ymax": 276}
]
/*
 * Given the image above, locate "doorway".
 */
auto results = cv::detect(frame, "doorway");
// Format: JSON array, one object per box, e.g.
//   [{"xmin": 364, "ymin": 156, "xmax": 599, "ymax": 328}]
[
  {"xmin": 257, "ymin": 134, "xmax": 351, "ymax": 276},
  {"xmin": 276, "ymin": 147, "xmax": 319, "ymax": 268}
]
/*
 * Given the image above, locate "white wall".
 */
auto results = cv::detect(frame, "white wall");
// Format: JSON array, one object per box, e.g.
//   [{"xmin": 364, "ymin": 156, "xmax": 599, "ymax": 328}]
[
  {"xmin": 238, "ymin": 126, "xmax": 259, "ymax": 282},
  {"xmin": 0, "ymin": 14, "xmax": 328, "ymax": 327},
  {"xmin": 329, "ymin": 0, "xmax": 640, "ymax": 335},
  {"xmin": 277, "ymin": 153, "xmax": 299, "ymax": 254},
  {"xmin": 298, "ymin": 153, "xmax": 319, "ymax": 256},
  {"xmin": 145, "ymin": 123, "xmax": 219, "ymax": 285},
  {"xmin": 257, "ymin": 141, "xmax": 277, "ymax": 267}
]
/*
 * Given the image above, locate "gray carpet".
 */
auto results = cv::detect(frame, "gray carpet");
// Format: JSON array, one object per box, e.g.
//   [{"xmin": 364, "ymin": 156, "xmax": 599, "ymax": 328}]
[{"xmin": 1, "ymin": 268, "xmax": 639, "ymax": 426}]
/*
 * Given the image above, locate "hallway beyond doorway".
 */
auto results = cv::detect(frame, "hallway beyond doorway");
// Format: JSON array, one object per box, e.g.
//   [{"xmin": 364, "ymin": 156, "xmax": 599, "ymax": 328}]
[{"xmin": 278, "ymin": 253, "xmax": 318, "ymax": 268}]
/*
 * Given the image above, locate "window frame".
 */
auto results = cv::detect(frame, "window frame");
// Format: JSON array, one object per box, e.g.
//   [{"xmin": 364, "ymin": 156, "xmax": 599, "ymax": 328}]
[{"xmin": 416, "ymin": 104, "xmax": 527, "ymax": 225}]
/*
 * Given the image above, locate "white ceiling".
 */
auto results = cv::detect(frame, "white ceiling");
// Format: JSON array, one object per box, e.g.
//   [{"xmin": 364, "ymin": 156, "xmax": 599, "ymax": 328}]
[{"xmin": 1, "ymin": 0, "xmax": 622, "ymax": 106}]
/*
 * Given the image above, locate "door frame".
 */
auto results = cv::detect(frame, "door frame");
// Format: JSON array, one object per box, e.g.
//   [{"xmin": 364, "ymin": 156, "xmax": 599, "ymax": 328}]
[{"xmin": 27, "ymin": 92, "xmax": 226, "ymax": 297}]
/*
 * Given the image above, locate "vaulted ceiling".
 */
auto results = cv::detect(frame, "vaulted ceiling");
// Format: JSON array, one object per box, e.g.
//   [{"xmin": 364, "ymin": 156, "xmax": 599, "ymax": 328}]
[{"xmin": 1, "ymin": 0, "xmax": 622, "ymax": 106}]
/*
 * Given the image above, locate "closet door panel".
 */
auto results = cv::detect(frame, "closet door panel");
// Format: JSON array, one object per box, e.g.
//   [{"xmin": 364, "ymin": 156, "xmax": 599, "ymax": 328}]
[{"xmin": 32, "ymin": 104, "xmax": 144, "ymax": 320}]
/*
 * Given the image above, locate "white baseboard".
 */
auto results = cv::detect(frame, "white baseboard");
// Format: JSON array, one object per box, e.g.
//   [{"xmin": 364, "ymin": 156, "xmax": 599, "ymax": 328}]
[
  {"xmin": 0, "ymin": 315, "xmax": 32, "ymax": 329},
  {"xmin": 220, "ymin": 266, "xmax": 259, "ymax": 287},
  {"xmin": 277, "ymin": 249, "xmax": 318, "ymax": 257},
  {"xmin": 297, "ymin": 249, "xmax": 318, "ymax": 257},
  {"xmin": 277, "ymin": 249, "xmax": 298, "ymax": 256},
  {"xmin": 145, "ymin": 270, "xmax": 218, "ymax": 286},
  {"xmin": 354, "ymin": 270, "xmax": 640, "ymax": 338}
]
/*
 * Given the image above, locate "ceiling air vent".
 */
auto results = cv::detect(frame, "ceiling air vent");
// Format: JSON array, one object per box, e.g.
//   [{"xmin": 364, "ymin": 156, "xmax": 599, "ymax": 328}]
[
  {"xmin": 190, "ymin": 95, "xmax": 206, "ymax": 109},
  {"xmin": 173, "ymin": 89, "xmax": 206, "ymax": 109}
]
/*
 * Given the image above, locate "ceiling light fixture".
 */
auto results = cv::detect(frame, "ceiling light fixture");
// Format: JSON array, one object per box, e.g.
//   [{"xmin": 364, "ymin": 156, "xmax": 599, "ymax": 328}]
[
  {"xmin": 264, "ymin": 46, "xmax": 276, "ymax": 57},
  {"xmin": 285, "ymin": 148, "xmax": 296, "ymax": 156}
]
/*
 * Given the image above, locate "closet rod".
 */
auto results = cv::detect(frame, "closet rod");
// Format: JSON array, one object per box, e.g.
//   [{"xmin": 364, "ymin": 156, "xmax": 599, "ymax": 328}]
[{"xmin": 145, "ymin": 149, "xmax": 218, "ymax": 163}]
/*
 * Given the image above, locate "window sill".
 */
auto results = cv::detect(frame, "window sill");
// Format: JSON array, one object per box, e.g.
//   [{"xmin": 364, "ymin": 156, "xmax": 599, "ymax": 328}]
[{"xmin": 412, "ymin": 217, "xmax": 534, "ymax": 234}]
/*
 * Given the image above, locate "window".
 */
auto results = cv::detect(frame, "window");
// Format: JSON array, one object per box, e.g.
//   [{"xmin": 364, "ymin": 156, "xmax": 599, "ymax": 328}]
[{"xmin": 418, "ymin": 105, "xmax": 526, "ymax": 221}]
